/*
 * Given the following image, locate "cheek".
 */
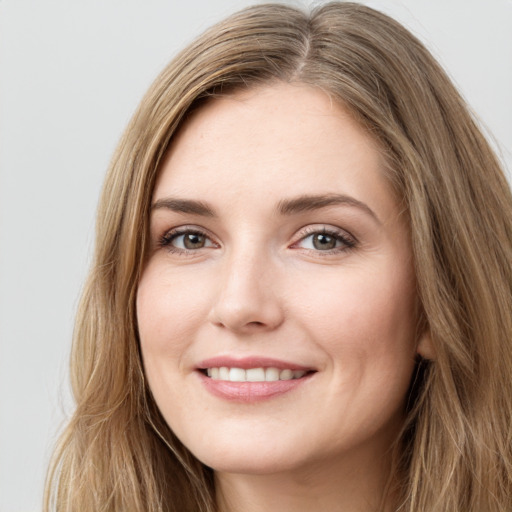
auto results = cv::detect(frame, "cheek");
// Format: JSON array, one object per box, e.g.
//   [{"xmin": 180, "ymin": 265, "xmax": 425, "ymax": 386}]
[
  {"xmin": 136, "ymin": 263, "xmax": 208, "ymax": 390},
  {"xmin": 137, "ymin": 263, "xmax": 207, "ymax": 347},
  {"xmin": 136, "ymin": 264, "xmax": 211, "ymax": 433},
  {"xmin": 289, "ymin": 261, "xmax": 418, "ymax": 374},
  {"xmin": 300, "ymin": 266, "xmax": 418, "ymax": 429}
]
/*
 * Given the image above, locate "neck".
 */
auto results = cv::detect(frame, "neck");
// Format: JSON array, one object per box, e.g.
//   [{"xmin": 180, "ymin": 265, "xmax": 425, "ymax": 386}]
[{"xmin": 215, "ymin": 448, "xmax": 398, "ymax": 512}]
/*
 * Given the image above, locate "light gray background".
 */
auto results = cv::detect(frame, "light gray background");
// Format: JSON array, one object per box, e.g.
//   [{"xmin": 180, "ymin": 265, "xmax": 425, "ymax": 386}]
[{"xmin": 0, "ymin": 1, "xmax": 510, "ymax": 510}]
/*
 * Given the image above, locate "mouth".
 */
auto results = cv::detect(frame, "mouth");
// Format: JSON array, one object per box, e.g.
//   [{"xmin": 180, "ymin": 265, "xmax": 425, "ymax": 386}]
[
  {"xmin": 196, "ymin": 357, "xmax": 316, "ymax": 402},
  {"xmin": 201, "ymin": 367, "xmax": 310, "ymax": 382}
]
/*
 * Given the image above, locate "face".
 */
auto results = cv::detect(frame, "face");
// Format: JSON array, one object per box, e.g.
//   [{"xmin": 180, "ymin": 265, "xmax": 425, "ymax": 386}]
[{"xmin": 137, "ymin": 83, "xmax": 427, "ymax": 476}]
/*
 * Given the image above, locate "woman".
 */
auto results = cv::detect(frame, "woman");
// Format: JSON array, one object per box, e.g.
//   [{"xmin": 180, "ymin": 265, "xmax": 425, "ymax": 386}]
[{"xmin": 45, "ymin": 2, "xmax": 512, "ymax": 511}]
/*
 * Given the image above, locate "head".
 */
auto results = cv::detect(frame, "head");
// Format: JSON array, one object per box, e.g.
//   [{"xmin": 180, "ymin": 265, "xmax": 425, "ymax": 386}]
[{"xmin": 48, "ymin": 3, "xmax": 512, "ymax": 511}]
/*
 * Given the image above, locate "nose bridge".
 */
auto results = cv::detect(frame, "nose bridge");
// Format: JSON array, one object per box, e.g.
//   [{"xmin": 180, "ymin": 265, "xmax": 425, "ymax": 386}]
[{"xmin": 209, "ymin": 236, "xmax": 283, "ymax": 332}]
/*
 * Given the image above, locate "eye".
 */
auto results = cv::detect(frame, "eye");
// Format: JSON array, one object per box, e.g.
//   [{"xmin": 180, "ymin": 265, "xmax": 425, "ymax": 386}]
[
  {"xmin": 293, "ymin": 227, "xmax": 356, "ymax": 253},
  {"xmin": 159, "ymin": 228, "xmax": 217, "ymax": 253}
]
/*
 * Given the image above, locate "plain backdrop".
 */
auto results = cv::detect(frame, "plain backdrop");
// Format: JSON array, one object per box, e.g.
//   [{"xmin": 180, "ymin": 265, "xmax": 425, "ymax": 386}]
[{"xmin": 0, "ymin": 1, "xmax": 511, "ymax": 510}]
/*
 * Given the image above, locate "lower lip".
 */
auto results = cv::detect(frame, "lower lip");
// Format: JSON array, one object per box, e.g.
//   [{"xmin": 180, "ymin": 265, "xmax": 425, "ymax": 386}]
[{"xmin": 198, "ymin": 371, "xmax": 312, "ymax": 403}]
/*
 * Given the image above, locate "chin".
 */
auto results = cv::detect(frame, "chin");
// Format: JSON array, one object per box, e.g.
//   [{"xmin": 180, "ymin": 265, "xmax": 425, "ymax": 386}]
[
  {"xmin": 182, "ymin": 431, "xmax": 312, "ymax": 475},
  {"xmin": 198, "ymin": 450, "xmax": 305, "ymax": 476}
]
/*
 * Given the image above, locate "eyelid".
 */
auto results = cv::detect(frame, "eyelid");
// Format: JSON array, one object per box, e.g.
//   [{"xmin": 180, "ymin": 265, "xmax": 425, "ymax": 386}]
[
  {"xmin": 290, "ymin": 224, "xmax": 357, "ymax": 253},
  {"xmin": 158, "ymin": 225, "xmax": 219, "ymax": 252},
  {"xmin": 156, "ymin": 223, "xmax": 357, "ymax": 256}
]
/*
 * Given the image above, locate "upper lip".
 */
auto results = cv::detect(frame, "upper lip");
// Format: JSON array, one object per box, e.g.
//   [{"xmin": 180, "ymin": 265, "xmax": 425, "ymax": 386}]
[{"xmin": 197, "ymin": 356, "xmax": 315, "ymax": 371}]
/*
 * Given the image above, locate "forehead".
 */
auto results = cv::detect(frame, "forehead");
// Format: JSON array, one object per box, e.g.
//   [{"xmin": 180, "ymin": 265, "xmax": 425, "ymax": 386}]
[{"xmin": 154, "ymin": 83, "xmax": 396, "ymax": 220}]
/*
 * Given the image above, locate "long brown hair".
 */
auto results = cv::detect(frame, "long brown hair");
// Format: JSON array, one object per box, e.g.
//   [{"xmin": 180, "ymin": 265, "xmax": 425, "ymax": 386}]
[{"xmin": 45, "ymin": 3, "xmax": 512, "ymax": 511}]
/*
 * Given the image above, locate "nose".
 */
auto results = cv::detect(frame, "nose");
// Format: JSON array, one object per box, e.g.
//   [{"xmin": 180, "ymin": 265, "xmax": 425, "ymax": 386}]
[{"xmin": 208, "ymin": 249, "xmax": 284, "ymax": 334}]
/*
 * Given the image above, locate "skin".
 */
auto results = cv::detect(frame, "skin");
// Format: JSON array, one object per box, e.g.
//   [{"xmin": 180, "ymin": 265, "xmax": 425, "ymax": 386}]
[{"xmin": 137, "ymin": 83, "xmax": 432, "ymax": 512}]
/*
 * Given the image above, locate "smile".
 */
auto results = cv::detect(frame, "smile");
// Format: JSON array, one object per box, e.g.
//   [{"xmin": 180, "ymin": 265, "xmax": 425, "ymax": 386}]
[
  {"xmin": 197, "ymin": 357, "xmax": 315, "ymax": 402},
  {"xmin": 205, "ymin": 367, "xmax": 307, "ymax": 382}
]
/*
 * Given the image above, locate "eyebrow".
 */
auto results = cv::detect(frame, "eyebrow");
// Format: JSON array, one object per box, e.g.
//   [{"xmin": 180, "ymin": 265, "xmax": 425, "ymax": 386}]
[
  {"xmin": 151, "ymin": 193, "xmax": 380, "ymax": 223},
  {"xmin": 277, "ymin": 193, "xmax": 381, "ymax": 224},
  {"xmin": 151, "ymin": 198, "xmax": 216, "ymax": 217}
]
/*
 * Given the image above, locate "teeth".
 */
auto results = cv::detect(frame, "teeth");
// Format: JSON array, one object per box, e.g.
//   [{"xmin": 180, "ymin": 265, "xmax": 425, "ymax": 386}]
[
  {"xmin": 280, "ymin": 369, "xmax": 293, "ymax": 380},
  {"xmin": 246, "ymin": 368, "xmax": 265, "ymax": 381},
  {"xmin": 229, "ymin": 368, "xmax": 245, "ymax": 382},
  {"xmin": 265, "ymin": 367, "xmax": 280, "ymax": 381},
  {"xmin": 205, "ymin": 367, "xmax": 308, "ymax": 382}
]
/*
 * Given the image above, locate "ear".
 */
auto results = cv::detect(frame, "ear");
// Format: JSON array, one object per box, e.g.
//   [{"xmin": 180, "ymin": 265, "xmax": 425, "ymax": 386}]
[{"xmin": 417, "ymin": 329, "xmax": 435, "ymax": 360}]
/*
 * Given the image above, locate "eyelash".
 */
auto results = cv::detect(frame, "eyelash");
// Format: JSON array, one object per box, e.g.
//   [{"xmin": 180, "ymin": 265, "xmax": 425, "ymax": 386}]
[
  {"xmin": 158, "ymin": 227, "xmax": 217, "ymax": 256},
  {"xmin": 158, "ymin": 225, "xmax": 357, "ymax": 256},
  {"xmin": 292, "ymin": 226, "xmax": 357, "ymax": 254}
]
